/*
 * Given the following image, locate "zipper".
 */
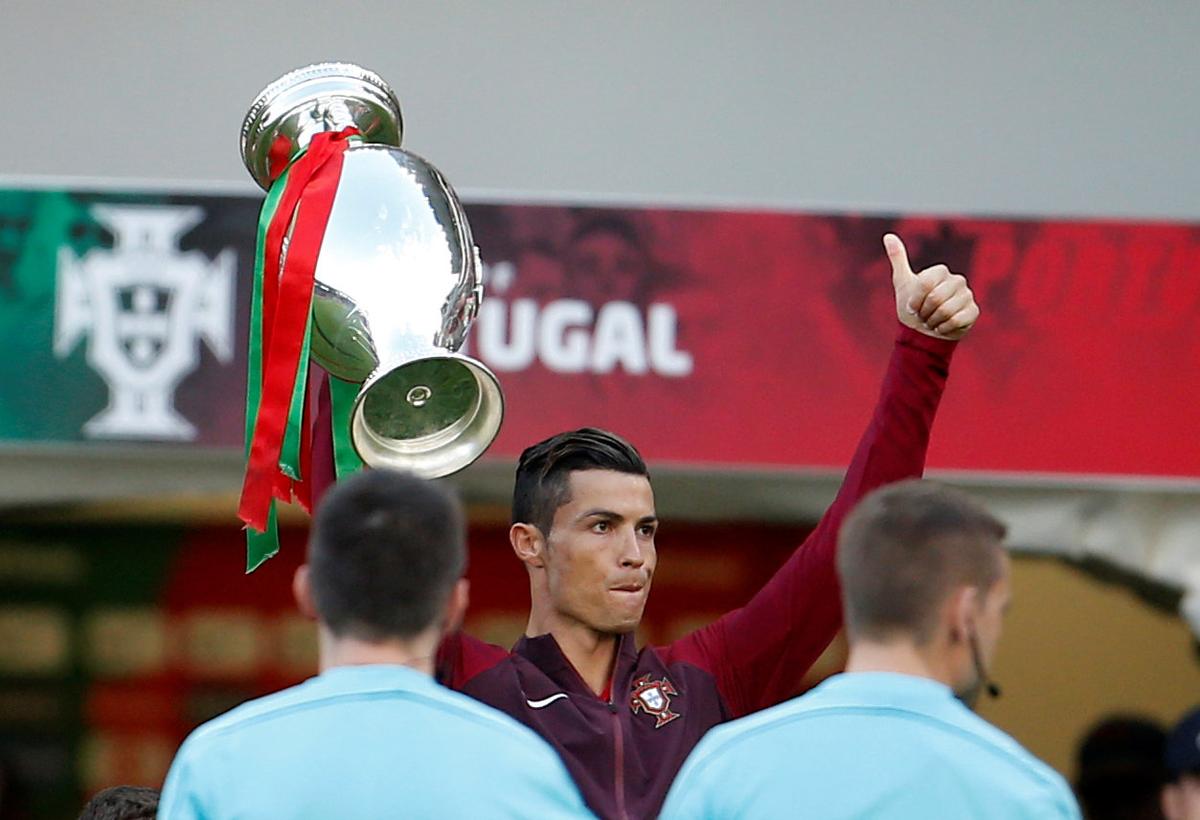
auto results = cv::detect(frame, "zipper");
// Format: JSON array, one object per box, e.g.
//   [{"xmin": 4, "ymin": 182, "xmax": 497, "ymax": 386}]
[
  {"xmin": 611, "ymin": 707, "xmax": 628, "ymax": 820},
  {"xmin": 608, "ymin": 654, "xmax": 629, "ymax": 820},
  {"xmin": 547, "ymin": 634, "xmax": 629, "ymax": 819}
]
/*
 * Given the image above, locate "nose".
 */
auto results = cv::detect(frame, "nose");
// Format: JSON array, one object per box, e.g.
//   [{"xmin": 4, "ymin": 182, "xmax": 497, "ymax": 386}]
[{"xmin": 619, "ymin": 529, "xmax": 645, "ymax": 569}]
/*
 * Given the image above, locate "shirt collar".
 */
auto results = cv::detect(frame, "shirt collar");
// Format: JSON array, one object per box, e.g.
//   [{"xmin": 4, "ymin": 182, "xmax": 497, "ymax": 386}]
[
  {"xmin": 814, "ymin": 671, "xmax": 961, "ymax": 712},
  {"xmin": 312, "ymin": 663, "xmax": 438, "ymax": 695},
  {"xmin": 514, "ymin": 631, "xmax": 639, "ymax": 696}
]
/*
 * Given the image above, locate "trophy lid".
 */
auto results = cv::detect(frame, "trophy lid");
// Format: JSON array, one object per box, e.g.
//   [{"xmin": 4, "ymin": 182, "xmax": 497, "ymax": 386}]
[{"xmin": 240, "ymin": 62, "xmax": 403, "ymax": 190}]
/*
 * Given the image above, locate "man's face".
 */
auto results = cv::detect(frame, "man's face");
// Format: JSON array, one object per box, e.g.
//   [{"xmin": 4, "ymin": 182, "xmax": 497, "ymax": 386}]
[
  {"xmin": 542, "ymin": 469, "xmax": 658, "ymax": 634},
  {"xmin": 1164, "ymin": 774, "xmax": 1200, "ymax": 820}
]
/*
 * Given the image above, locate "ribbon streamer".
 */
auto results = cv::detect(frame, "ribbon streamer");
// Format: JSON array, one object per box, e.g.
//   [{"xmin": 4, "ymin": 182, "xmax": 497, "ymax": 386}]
[{"xmin": 240, "ymin": 127, "xmax": 359, "ymax": 571}]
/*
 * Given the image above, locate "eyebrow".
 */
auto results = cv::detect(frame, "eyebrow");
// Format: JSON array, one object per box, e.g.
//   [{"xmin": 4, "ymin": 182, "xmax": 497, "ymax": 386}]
[{"xmin": 577, "ymin": 509, "xmax": 658, "ymax": 526}]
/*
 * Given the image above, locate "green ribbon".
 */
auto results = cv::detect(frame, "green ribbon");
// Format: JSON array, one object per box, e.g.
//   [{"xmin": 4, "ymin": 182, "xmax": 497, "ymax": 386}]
[
  {"xmin": 329, "ymin": 376, "xmax": 365, "ymax": 478},
  {"xmin": 244, "ymin": 167, "xmax": 290, "ymax": 573}
]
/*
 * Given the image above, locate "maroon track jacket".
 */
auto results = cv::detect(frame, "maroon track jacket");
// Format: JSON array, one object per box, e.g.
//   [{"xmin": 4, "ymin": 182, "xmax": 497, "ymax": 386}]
[{"xmin": 431, "ymin": 326, "xmax": 957, "ymax": 819}]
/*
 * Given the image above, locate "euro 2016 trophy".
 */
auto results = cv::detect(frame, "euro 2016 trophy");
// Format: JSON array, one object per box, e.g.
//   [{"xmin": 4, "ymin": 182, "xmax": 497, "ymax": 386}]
[{"xmin": 237, "ymin": 63, "xmax": 504, "ymax": 569}]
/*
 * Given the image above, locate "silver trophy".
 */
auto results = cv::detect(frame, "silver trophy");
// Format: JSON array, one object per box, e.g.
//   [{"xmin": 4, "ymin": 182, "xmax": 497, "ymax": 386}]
[{"xmin": 240, "ymin": 63, "xmax": 503, "ymax": 478}]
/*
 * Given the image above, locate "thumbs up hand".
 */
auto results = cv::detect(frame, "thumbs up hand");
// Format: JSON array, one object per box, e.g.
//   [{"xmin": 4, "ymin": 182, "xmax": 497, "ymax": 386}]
[{"xmin": 884, "ymin": 233, "xmax": 978, "ymax": 341}]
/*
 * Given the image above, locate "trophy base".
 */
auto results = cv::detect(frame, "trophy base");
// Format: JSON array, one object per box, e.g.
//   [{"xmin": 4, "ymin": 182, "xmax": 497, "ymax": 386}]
[{"xmin": 350, "ymin": 354, "xmax": 504, "ymax": 478}]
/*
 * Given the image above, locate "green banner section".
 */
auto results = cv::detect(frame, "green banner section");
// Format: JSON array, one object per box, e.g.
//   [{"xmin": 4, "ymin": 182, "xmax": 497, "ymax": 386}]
[
  {"xmin": 0, "ymin": 192, "xmax": 115, "ymax": 439},
  {"xmin": 0, "ymin": 189, "xmax": 261, "ymax": 447}
]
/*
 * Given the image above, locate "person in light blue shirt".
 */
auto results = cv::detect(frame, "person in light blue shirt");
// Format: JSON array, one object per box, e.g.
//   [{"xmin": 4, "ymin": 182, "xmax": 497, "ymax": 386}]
[
  {"xmin": 662, "ymin": 480, "xmax": 1081, "ymax": 820},
  {"xmin": 158, "ymin": 469, "xmax": 592, "ymax": 820}
]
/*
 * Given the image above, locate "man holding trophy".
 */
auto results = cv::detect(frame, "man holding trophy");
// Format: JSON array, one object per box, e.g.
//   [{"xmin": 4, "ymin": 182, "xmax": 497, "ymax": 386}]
[
  {"xmin": 431, "ymin": 236, "xmax": 975, "ymax": 819},
  {"xmin": 234, "ymin": 64, "xmax": 979, "ymax": 819}
]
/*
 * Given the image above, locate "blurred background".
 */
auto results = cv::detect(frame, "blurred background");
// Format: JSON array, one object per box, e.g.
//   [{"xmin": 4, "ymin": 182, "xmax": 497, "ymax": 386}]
[{"xmin": 1, "ymin": 2, "xmax": 1198, "ymax": 817}]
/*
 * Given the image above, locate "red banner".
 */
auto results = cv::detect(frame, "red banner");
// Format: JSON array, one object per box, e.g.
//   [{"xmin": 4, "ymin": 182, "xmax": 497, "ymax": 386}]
[
  {"xmin": 7, "ymin": 187, "xmax": 1194, "ymax": 480},
  {"xmin": 462, "ymin": 206, "xmax": 1200, "ymax": 479}
]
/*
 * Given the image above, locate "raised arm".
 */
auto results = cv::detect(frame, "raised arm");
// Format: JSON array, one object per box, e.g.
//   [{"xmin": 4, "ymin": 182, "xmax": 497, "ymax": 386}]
[{"xmin": 659, "ymin": 234, "xmax": 977, "ymax": 717}]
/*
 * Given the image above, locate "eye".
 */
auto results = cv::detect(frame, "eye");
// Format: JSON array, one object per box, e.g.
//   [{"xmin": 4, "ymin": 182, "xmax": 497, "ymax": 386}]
[
  {"xmin": 638, "ymin": 524, "xmax": 657, "ymax": 538},
  {"xmin": 591, "ymin": 520, "xmax": 610, "ymax": 533}
]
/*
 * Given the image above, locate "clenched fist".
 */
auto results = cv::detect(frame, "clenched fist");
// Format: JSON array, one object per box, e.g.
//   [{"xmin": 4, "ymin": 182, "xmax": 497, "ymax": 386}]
[{"xmin": 885, "ymin": 233, "xmax": 979, "ymax": 341}]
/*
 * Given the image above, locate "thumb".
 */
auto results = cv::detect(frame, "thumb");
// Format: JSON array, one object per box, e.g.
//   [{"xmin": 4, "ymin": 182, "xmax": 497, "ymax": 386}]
[{"xmin": 883, "ymin": 233, "xmax": 915, "ymax": 286}]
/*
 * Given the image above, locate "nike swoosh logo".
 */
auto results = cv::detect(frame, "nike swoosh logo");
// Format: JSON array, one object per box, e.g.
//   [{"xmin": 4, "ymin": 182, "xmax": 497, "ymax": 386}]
[{"xmin": 526, "ymin": 693, "xmax": 569, "ymax": 709}]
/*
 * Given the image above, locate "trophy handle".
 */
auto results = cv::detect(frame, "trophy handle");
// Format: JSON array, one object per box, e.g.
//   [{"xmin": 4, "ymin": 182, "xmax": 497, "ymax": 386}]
[{"xmin": 241, "ymin": 62, "xmax": 403, "ymax": 190}]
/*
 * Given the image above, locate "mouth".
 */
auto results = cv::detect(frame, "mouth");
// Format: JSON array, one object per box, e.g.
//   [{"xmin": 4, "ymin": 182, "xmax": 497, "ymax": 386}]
[{"xmin": 609, "ymin": 582, "xmax": 646, "ymax": 594}]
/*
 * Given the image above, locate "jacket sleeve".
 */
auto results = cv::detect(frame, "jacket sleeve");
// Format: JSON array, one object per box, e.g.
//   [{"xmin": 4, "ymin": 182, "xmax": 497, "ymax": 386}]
[
  {"xmin": 656, "ymin": 324, "xmax": 957, "ymax": 717},
  {"xmin": 309, "ymin": 368, "xmax": 337, "ymax": 510},
  {"xmin": 436, "ymin": 630, "xmax": 513, "ymax": 690}
]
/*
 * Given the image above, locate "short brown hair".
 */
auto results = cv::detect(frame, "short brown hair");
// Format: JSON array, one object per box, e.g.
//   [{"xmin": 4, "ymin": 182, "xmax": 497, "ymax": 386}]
[
  {"xmin": 310, "ymin": 469, "xmax": 465, "ymax": 641},
  {"xmin": 837, "ymin": 480, "xmax": 1007, "ymax": 644}
]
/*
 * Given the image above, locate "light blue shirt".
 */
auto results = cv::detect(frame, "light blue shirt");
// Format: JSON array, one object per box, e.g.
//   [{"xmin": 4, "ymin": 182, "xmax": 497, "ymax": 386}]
[
  {"xmin": 158, "ymin": 664, "xmax": 593, "ymax": 819},
  {"xmin": 661, "ymin": 672, "xmax": 1080, "ymax": 820}
]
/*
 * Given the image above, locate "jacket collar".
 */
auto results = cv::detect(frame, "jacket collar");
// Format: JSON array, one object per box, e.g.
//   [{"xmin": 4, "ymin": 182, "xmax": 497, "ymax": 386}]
[{"xmin": 514, "ymin": 631, "xmax": 639, "ymax": 699}]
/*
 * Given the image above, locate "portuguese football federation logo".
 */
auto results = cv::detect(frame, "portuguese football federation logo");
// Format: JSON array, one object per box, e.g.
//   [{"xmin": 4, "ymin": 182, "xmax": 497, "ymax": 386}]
[
  {"xmin": 54, "ymin": 204, "xmax": 235, "ymax": 440},
  {"xmin": 630, "ymin": 674, "xmax": 680, "ymax": 728}
]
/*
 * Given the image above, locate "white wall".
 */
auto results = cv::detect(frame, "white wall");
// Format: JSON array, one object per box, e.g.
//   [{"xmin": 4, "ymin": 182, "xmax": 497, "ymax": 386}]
[{"xmin": 2, "ymin": 1, "xmax": 1197, "ymax": 219}]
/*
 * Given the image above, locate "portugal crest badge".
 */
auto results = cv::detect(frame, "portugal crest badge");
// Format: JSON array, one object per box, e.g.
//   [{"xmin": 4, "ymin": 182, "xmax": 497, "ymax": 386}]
[
  {"xmin": 54, "ymin": 204, "xmax": 235, "ymax": 440},
  {"xmin": 629, "ymin": 674, "xmax": 680, "ymax": 728}
]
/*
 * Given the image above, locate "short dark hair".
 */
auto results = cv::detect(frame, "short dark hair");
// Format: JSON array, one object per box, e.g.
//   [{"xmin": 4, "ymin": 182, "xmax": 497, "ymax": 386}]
[
  {"xmin": 837, "ymin": 480, "xmax": 1007, "ymax": 644},
  {"xmin": 78, "ymin": 786, "xmax": 159, "ymax": 820},
  {"xmin": 309, "ymin": 469, "xmax": 465, "ymax": 641},
  {"xmin": 512, "ymin": 428, "xmax": 649, "ymax": 534},
  {"xmin": 1076, "ymin": 714, "xmax": 1167, "ymax": 817}
]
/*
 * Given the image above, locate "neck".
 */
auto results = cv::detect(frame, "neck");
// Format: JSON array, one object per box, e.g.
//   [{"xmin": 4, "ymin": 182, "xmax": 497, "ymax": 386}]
[
  {"xmin": 526, "ymin": 608, "xmax": 620, "ymax": 696},
  {"xmin": 845, "ymin": 636, "xmax": 958, "ymax": 690},
  {"xmin": 318, "ymin": 625, "xmax": 440, "ymax": 676}
]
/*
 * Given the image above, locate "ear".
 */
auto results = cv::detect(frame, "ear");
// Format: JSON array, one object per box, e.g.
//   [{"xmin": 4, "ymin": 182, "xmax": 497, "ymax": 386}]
[
  {"xmin": 442, "ymin": 578, "xmax": 470, "ymax": 635},
  {"xmin": 510, "ymin": 523, "xmax": 548, "ymax": 569},
  {"xmin": 293, "ymin": 565, "xmax": 318, "ymax": 621},
  {"xmin": 947, "ymin": 586, "xmax": 979, "ymax": 645}
]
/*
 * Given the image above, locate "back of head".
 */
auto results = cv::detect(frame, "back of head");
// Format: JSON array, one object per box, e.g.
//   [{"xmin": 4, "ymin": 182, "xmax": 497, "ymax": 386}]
[
  {"xmin": 309, "ymin": 469, "xmax": 465, "ymax": 641},
  {"xmin": 1166, "ymin": 706, "xmax": 1200, "ymax": 782},
  {"xmin": 837, "ymin": 479, "xmax": 1007, "ymax": 645},
  {"xmin": 1075, "ymin": 714, "xmax": 1167, "ymax": 820},
  {"xmin": 78, "ymin": 786, "xmax": 159, "ymax": 820},
  {"xmin": 512, "ymin": 428, "xmax": 648, "ymax": 534}
]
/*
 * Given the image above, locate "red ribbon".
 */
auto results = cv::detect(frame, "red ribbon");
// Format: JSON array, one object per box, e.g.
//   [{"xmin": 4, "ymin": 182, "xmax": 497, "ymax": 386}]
[{"xmin": 238, "ymin": 127, "xmax": 358, "ymax": 532}]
